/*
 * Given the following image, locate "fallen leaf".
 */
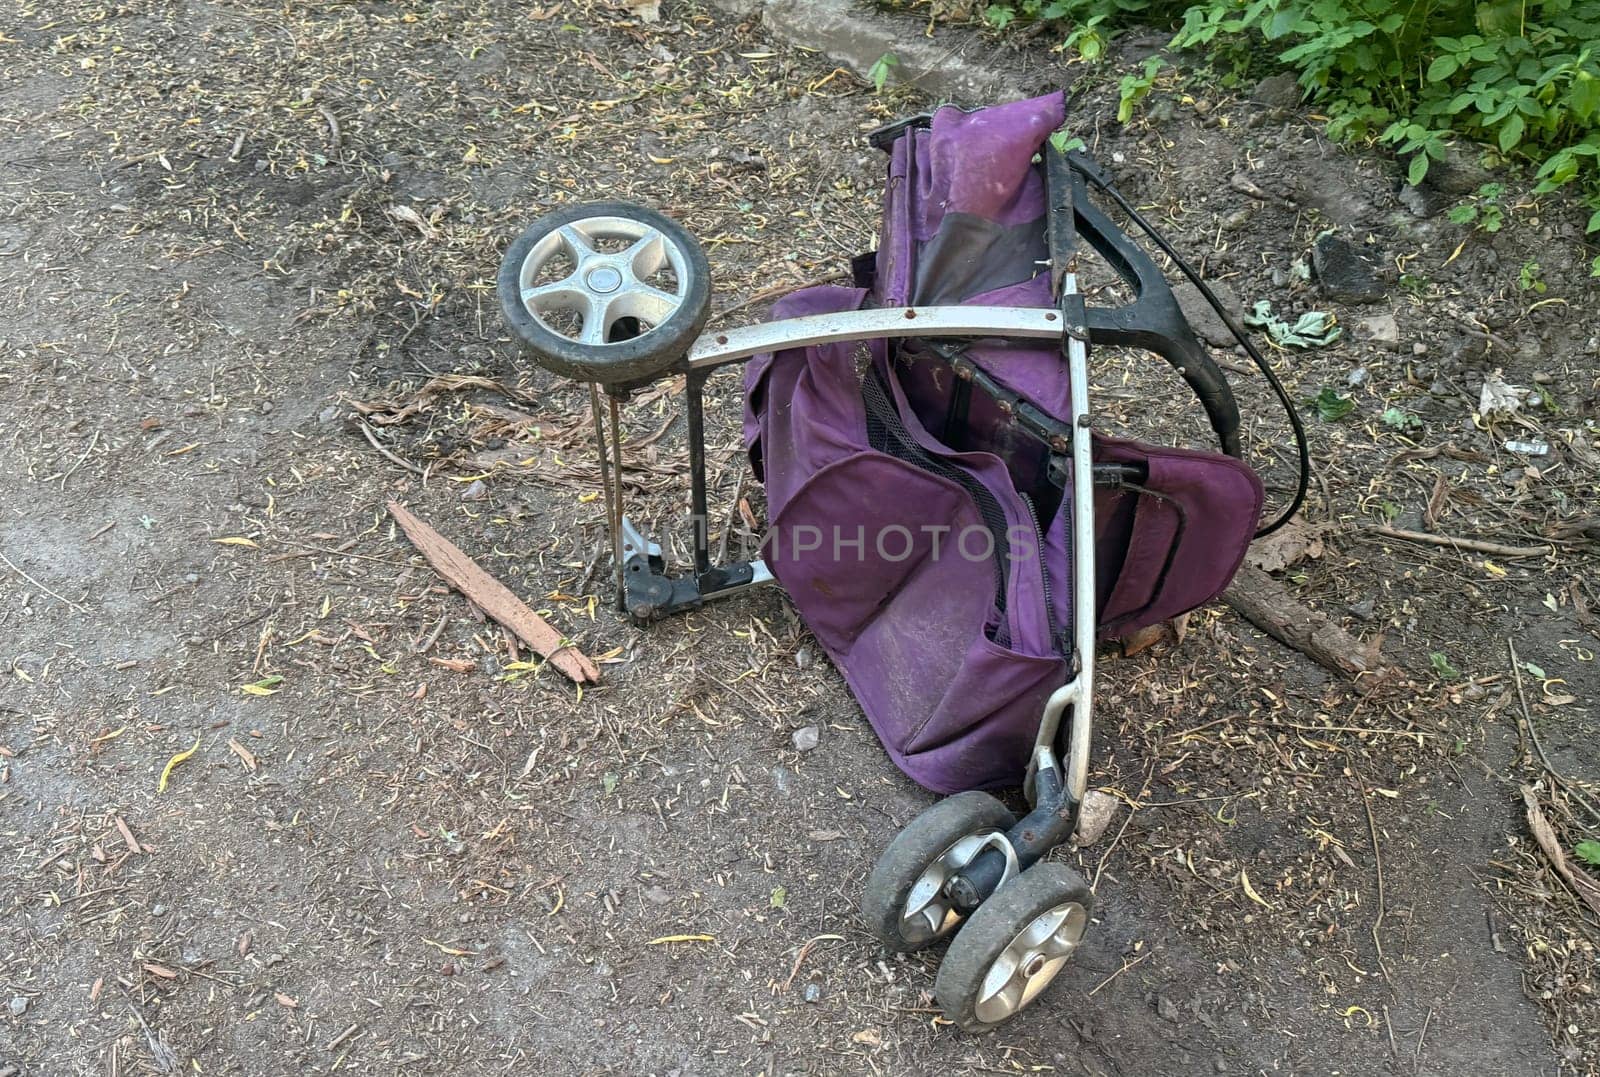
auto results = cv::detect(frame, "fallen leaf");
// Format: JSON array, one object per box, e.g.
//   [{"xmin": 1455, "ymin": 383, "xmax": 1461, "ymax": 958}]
[
  {"xmin": 240, "ymin": 674, "xmax": 284, "ymax": 696},
  {"xmin": 647, "ymin": 934, "xmax": 714, "ymax": 945},
  {"xmin": 227, "ymin": 738, "xmax": 258, "ymax": 771},
  {"xmin": 158, "ymin": 735, "xmax": 201, "ymax": 793},
  {"xmin": 1240, "ymin": 869, "xmax": 1273, "ymax": 909},
  {"xmin": 143, "ymin": 963, "xmax": 179, "ymax": 979},
  {"xmin": 212, "ymin": 536, "xmax": 259, "ymax": 548},
  {"xmin": 275, "ymin": 992, "xmax": 297, "ymax": 1008}
]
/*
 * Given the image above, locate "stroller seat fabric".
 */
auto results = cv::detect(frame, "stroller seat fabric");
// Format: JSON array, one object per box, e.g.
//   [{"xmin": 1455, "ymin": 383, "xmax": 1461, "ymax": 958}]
[{"xmin": 743, "ymin": 94, "xmax": 1263, "ymax": 794}]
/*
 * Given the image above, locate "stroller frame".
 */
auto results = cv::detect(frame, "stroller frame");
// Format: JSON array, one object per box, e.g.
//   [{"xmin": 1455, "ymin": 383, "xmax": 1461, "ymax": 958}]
[{"xmin": 499, "ymin": 115, "xmax": 1279, "ymax": 1030}]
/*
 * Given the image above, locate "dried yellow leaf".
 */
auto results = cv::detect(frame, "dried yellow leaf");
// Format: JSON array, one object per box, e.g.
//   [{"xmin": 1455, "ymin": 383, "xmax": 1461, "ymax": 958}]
[
  {"xmin": 1239, "ymin": 869, "xmax": 1273, "ymax": 909},
  {"xmin": 648, "ymin": 934, "xmax": 714, "ymax": 945},
  {"xmin": 213, "ymin": 537, "xmax": 259, "ymax": 548},
  {"xmin": 158, "ymin": 735, "xmax": 201, "ymax": 793}
]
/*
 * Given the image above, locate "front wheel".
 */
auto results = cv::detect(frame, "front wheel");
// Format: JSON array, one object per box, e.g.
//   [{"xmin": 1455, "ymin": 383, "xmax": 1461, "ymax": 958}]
[
  {"xmin": 934, "ymin": 862, "xmax": 1094, "ymax": 1032},
  {"xmin": 861, "ymin": 792, "xmax": 1016, "ymax": 953}
]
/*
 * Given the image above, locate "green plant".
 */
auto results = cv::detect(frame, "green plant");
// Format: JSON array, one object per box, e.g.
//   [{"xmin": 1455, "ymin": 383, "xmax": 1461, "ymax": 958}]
[
  {"xmin": 868, "ymin": 52, "xmax": 899, "ymax": 93},
  {"xmin": 1430, "ymin": 650, "xmax": 1461, "ymax": 680},
  {"xmin": 931, "ymin": 0, "xmax": 1600, "ymax": 246},
  {"xmin": 1381, "ymin": 406, "xmax": 1421, "ymax": 431},
  {"xmin": 1312, "ymin": 386, "xmax": 1355, "ymax": 421},
  {"xmin": 1519, "ymin": 259, "xmax": 1548, "ymax": 293},
  {"xmin": 1447, "ymin": 182, "xmax": 1507, "ymax": 233},
  {"xmin": 1119, "ymin": 56, "xmax": 1168, "ymax": 122},
  {"xmin": 1576, "ymin": 840, "xmax": 1600, "ymax": 869}
]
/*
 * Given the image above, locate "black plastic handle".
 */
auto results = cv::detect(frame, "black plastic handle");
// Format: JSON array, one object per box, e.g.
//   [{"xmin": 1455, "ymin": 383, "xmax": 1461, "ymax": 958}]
[{"xmin": 1068, "ymin": 169, "xmax": 1243, "ymax": 459}]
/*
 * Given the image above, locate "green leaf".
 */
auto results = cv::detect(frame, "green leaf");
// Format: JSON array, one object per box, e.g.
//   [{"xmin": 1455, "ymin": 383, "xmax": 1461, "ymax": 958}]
[
  {"xmin": 867, "ymin": 52, "xmax": 898, "ymax": 94},
  {"xmin": 770, "ymin": 886, "xmax": 787, "ymax": 908},
  {"xmin": 983, "ymin": 4, "xmax": 1015, "ymax": 29},
  {"xmin": 1448, "ymin": 204, "xmax": 1479, "ymax": 224},
  {"xmin": 1575, "ymin": 841, "xmax": 1600, "ymax": 868},
  {"xmin": 1049, "ymin": 131, "xmax": 1086, "ymax": 154},
  {"xmin": 1408, "ymin": 154, "xmax": 1430, "ymax": 185},
  {"xmin": 1587, "ymin": 208, "xmax": 1600, "ymax": 233},
  {"xmin": 1429, "ymin": 651, "xmax": 1461, "ymax": 680},
  {"xmin": 1498, "ymin": 112, "xmax": 1525, "ymax": 151},
  {"xmin": 1522, "ymin": 662, "xmax": 1546, "ymax": 679},
  {"xmin": 1427, "ymin": 55, "xmax": 1459, "ymax": 81},
  {"xmin": 1314, "ymin": 387, "xmax": 1356, "ymax": 422},
  {"xmin": 1381, "ymin": 407, "xmax": 1420, "ymax": 430}
]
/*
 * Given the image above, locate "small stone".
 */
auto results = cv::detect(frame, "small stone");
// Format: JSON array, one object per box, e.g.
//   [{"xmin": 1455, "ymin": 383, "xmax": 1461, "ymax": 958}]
[
  {"xmin": 1312, "ymin": 235, "xmax": 1387, "ymax": 304},
  {"xmin": 803, "ymin": 983, "xmax": 822, "ymax": 1003},
  {"xmin": 1347, "ymin": 597, "xmax": 1375, "ymax": 621},
  {"xmin": 461, "ymin": 479, "xmax": 488, "ymax": 501},
  {"xmin": 1357, "ymin": 312, "xmax": 1399, "ymax": 344},
  {"xmin": 151, "ymin": 903, "xmax": 167, "ymax": 916},
  {"xmin": 10, "ymin": 995, "xmax": 28, "ymax": 1016},
  {"xmin": 792, "ymin": 726, "xmax": 820, "ymax": 752},
  {"xmin": 1157, "ymin": 994, "xmax": 1180, "ymax": 1022},
  {"xmin": 795, "ymin": 645, "xmax": 815, "ymax": 671},
  {"xmin": 1398, "ymin": 183, "xmax": 1453, "ymax": 219},
  {"xmin": 1072, "ymin": 790, "xmax": 1122, "ymax": 846},
  {"xmin": 1412, "ymin": 341, "xmax": 1428, "ymax": 356},
  {"xmin": 1252, "ymin": 72, "xmax": 1301, "ymax": 109},
  {"xmin": 1346, "ymin": 367, "xmax": 1368, "ymax": 388},
  {"xmin": 642, "ymin": 885, "xmax": 671, "ymax": 905},
  {"xmin": 258, "ymin": 400, "xmax": 274, "ymax": 415}
]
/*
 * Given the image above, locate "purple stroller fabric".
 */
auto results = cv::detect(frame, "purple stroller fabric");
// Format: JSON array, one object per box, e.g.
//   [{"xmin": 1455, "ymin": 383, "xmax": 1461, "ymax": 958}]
[{"xmin": 743, "ymin": 94, "xmax": 1263, "ymax": 794}]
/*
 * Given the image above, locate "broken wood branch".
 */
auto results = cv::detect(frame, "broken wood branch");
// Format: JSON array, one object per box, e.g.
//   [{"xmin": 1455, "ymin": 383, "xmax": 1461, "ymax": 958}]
[
  {"xmin": 387, "ymin": 501, "xmax": 600, "ymax": 685},
  {"xmin": 1222, "ymin": 564, "xmax": 1380, "ymax": 678},
  {"xmin": 1370, "ymin": 525, "xmax": 1549, "ymax": 559}
]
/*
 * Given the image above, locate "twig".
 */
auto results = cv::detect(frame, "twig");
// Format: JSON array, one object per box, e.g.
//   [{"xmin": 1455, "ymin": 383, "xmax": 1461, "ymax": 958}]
[
  {"xmin": 713, "ymin": 271, "xmax": 849, "ymax": 320},
  {"xmin": 0, "ymin": 548, "xmax": 91, "ymax": 612},
  {"xmin": 61, "ymin": 429, "xmax": 100, "ymax": 489},
  {"xmin": 1354, "ymin": 771, "xmax": 1392, "ymax": 983},
  {"xmin": 357, "ymin": 418, "xmax": 425, "ymax": 476},
  {"xmin": 781, "ymin": 934, "xmax": 844, "ymax": 992},
  {"xmin": 1414, "ymin": 1006, "xmax": 1433, "ymax": 1064},
  {"xmin": 1510, "ymin": 638, "xmax": 1600, "ymax": 825},
  {"xmin": 1370, "ymin": 525, "xmax": 1549, "ymax": 559},
  {"xmin": 1091, "ymin": 807, "xmax": 1135, "ymax": 891},
  {"xmin": 1087, "ymin": 951, "xmax": 1150, "ymax": 997}
]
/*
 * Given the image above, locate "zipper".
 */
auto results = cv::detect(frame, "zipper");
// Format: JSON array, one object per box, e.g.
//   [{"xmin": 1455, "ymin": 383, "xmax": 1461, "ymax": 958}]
[{"xmin": 1019, "ymin": 490, "xmax": 1059, "ymax": 649}]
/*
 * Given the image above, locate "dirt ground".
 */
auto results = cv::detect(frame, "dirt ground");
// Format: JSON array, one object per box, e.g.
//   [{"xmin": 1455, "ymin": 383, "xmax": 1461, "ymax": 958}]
[{"xmin": 2, "ymin": 2, "xmax": 1597, "ymax": 1075}]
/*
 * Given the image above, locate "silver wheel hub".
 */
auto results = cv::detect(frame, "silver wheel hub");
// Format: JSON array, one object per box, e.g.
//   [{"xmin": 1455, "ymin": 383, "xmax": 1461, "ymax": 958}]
[
  {"xmin": 974, "ymin": 900, "xmax": 1088, "ymax": 1025},
  {"xmin": 899, "ymin": 830, "xmax": 1006, "ymax": 946},
  {"xmin": 516, "ymin": 216, "xmax": 689, "ymax": 346},
  {"xmin": 585, "ymin": 266, "xmax": 623, "ymax": 293}
]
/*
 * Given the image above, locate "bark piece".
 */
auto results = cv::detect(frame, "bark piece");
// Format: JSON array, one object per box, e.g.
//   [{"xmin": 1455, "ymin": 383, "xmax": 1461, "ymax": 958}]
[{"xmin": 388, "ymin": 502, "xmax": 600, "ymax": 684}]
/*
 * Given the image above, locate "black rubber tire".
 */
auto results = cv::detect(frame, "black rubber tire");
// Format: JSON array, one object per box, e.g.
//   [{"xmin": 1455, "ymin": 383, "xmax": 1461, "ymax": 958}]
[
  {"xmin": 861, "ymin": 792, "xmax": 1016, "ymax": 953},
  {"xmin": 934, "ymin": 862, "xmax": 1095, "ymax": 1033},
  {"xmin": 497, "ymin": 200, "xmax": 711, "ymax": 388}
]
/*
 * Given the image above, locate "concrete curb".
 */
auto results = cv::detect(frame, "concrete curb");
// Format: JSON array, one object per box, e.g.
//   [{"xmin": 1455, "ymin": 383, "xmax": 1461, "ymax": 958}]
[{"xmin": 707, "ymin": 0, "xmax": 1059, "ymax": 103}]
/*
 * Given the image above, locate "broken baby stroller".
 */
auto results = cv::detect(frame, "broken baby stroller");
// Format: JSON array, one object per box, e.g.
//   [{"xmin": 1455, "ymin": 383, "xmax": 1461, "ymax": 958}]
[{"xmin": 497, "ymin": 92, "xmax": 1306, "ymax": 1031}]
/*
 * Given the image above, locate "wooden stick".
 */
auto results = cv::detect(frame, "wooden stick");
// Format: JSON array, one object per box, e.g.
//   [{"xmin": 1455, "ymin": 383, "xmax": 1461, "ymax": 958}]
[
  {"xmin": 387, "ymin": 502, "xmax": 600, "ymax": 685},
  {"xmin": 1370, "ymin": 525, "xmax": 1549, "ymax": 559},
  {"xmin": 1222, "ymin": 564, "xmax": 1378, "ymax": 678}
]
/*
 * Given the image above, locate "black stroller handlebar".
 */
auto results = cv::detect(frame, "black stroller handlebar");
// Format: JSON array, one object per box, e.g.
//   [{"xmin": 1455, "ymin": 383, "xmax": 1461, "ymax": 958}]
[{"xmin": 1068, "ymin": 182, "xmax": 1244, "ymax": 460}]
